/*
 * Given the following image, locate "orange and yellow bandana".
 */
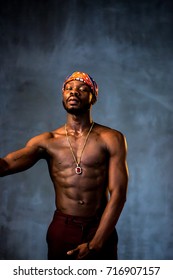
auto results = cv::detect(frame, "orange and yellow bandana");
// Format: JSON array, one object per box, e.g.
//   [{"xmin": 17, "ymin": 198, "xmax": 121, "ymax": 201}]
[{"xmin": 62, "ymin": 71, "xmax": 98, "ymax": 98}]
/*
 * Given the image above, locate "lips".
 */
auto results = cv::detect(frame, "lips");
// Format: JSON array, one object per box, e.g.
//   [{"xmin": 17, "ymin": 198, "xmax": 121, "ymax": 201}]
[{"xmin": 67, "ymin": 97, "xmax": 80, "ymax": 104}]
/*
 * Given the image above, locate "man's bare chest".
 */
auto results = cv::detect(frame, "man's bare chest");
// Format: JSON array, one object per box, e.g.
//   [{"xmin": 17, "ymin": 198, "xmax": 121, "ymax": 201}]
[{"xmin": 45, "ymin": 137, "xmax": 108, "ymax": 169}]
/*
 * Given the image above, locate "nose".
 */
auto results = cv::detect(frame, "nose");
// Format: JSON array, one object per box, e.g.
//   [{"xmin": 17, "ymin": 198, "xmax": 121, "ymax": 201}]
[{"xmin": 69, "ymin": 89, "xmax": 80, "ymax": 96}]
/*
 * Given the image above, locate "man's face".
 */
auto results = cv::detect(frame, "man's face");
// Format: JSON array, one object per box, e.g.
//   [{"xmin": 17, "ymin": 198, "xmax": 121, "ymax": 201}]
[{"xmin": 62, "ymin": 80, "xmax": 95, "ymax": 115}]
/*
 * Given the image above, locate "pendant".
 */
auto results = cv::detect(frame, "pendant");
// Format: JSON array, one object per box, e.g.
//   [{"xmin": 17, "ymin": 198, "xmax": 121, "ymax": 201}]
[{"xmin": 75, "ymin": 164, "xmax": 82, "ymax": 175}]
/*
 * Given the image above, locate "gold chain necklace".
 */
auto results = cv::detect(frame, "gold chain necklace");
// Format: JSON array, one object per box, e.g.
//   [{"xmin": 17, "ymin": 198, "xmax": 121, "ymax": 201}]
[{"xmin": 65, "ymin": 122, "xmax": 94, "ymax": 175}]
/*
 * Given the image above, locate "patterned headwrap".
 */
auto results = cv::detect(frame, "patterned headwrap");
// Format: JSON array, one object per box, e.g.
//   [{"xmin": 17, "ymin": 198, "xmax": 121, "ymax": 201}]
[{"xmin": 62, "ymin": 71, "xmax": 98, "ymax": 98}]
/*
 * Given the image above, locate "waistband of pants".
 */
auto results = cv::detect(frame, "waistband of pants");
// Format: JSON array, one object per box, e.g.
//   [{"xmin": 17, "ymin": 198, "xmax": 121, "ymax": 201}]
[{"xmin": 54, "ymin": 209, "xmax": 101, "ymax": 225}]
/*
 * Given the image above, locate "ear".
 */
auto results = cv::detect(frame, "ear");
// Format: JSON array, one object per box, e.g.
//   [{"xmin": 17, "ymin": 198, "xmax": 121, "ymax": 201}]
[{"xmin": 91, "ymin": 94, "xmax": 97, "ymax": 105}]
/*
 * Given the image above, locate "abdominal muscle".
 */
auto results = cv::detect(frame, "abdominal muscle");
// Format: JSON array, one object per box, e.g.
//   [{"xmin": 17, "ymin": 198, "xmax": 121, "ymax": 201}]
[{"xmin": 51, "ymin": 165, "xmax": 108, "ymax": 217}]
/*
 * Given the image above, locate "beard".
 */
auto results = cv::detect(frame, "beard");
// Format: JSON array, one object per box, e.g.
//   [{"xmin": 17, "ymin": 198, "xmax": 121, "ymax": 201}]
[{"xmin": 62, "ymin": 100, "xmax": 91, "ymax": 116}]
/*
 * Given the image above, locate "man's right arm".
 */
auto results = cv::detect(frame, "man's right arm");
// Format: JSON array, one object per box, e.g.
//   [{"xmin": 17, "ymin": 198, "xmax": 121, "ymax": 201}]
[
  {"xmin": 0, "ymin": 133, "xmax": 50, "ymax": 177},
  {"xmin": 0, "ymin": 158, "xmax": 9, "ymax": 176}
]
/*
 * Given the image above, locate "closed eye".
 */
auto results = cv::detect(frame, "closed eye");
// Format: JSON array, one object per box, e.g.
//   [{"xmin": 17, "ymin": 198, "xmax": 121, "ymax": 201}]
[
  {"xmin": 79, "ymin": 87, "xmax": 90, "ymax": 92},
  {"xmin": 65, "ymin": 86, "xmax": 72, "ymax": 91}
]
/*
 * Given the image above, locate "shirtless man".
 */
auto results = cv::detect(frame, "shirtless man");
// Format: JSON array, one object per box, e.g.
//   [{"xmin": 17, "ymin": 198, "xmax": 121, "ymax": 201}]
[{"xmin": 0, "ymin": 71, "xmax": 128, "ymax": 260}]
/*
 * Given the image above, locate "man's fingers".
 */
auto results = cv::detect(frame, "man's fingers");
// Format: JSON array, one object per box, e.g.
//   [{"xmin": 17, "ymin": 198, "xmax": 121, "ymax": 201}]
[{"xmin": 67, "ymin": 247, "xmax": 79, "ymax": 255}]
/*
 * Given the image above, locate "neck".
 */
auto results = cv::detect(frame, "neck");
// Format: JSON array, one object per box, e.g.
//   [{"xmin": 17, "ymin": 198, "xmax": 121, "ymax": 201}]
[{"xmin": 66, "ymin": 112, "xmax": 93, "ymax": 133}]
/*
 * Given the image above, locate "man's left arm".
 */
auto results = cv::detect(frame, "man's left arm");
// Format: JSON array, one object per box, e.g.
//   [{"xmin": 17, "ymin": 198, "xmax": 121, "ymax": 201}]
[{"xmin": 89, "ymin": 131, "xmax": 129, "ymax": 251}]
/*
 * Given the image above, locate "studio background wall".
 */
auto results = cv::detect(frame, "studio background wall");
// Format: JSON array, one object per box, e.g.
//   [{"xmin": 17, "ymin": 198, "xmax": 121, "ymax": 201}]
[{"xmin": 0, "ymin": 0, "xmax": 173, "ymax": 259}]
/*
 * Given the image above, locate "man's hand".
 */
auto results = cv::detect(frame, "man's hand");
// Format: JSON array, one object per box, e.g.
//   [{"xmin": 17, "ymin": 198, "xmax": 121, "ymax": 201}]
[{"xmin": 67, "ymin": 243, "xmax": 90, "ymax": 259}]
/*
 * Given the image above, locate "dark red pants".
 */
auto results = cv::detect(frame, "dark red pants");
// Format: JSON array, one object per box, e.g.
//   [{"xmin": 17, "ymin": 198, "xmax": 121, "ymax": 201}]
[{"xmin": 46, "ymin": 210, "xmax": 118, "ymax": 260}]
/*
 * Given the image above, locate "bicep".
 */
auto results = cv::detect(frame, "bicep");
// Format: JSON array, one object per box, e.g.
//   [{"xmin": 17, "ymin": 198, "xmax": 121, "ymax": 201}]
[
  {"xmin": 2, "ymin": 132, "xmax": 50, "ymax": 175},
  {"xmin": 108, "ymin": 133, "xmax": 128, "ymax": 196},
  {"xmin": 4, "ymin": 145, "xmax": 43, "ymax": 174}
]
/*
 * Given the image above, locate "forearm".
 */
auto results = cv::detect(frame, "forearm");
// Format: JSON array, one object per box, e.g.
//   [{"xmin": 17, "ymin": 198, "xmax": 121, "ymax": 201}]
[
  {"xmin": 89, "ymin": 191, "xmax": 126, "ymax": 250},
  {"xmin": 0, "ymin": 158, "xmax": 9, "ymax": 177}
]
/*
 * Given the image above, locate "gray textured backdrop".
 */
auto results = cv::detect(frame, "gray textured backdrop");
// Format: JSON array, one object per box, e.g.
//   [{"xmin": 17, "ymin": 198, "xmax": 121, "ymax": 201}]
[{"xmin": 0, "ymin": 0, "xmax": 173, "ymax": 260}]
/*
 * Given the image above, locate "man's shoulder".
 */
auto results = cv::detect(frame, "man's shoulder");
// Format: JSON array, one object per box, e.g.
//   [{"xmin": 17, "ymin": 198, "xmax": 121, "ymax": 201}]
[
  {"xmin": 26, "ymin": 126, "xmax": 64, "ymax": 146},
  {"xmin": 26, "ymin": 131, "xmax": 52, "ymax": 147},
  {"xmin": 95, "ymin": 123, "xmax": 124, "ymax": 139},
  {"xmin": 95, "ymin": 123, "xmax": 126, "ymax": 152},
  {"xmin": 51, "ymin": 125, "xmax": 65, "ymax": 138},
  {"xmin": 37, "ymin": 125, "xmax": 65, "ymax": 138}
]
